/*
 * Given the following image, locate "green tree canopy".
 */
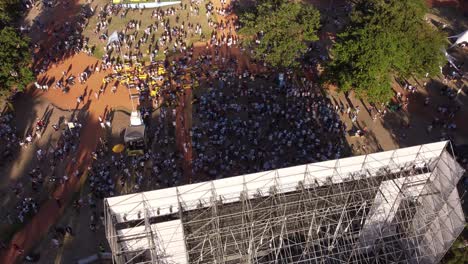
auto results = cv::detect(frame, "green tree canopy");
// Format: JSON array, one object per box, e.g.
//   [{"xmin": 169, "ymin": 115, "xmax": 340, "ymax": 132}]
[
  {"xmin": 0, "ymin": 27, "xmax": 34, "ymax": 94},
  {"xmin": 0, "ymin": 0, "xmax": 33, "ymax": 98},
  {"xmin": 238, "ymin": 0, "xmax": 321, "ymax": 68},
  {"xmin": 0, "ymin": 0, "xmax": 21, "ymax": 26},
  {"xmin": 324, "ymin": 0, "xmax": 447, "ymax": 102}
]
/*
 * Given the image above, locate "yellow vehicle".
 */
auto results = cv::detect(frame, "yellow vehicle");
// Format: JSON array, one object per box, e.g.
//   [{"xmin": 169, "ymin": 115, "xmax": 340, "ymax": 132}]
[{"xmin": 127, "ymin": 149, "xmax": 144, "ymax": 156}]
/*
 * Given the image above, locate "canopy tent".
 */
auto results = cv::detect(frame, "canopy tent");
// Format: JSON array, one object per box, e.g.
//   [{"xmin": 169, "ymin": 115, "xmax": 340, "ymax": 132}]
[
  {"xmin": 130, "ymin": 111, "xmax": 143, "ymax": 126},
  {"xmin": 449, "ymin": 30, "xmax": 468, "ymax": 48}
]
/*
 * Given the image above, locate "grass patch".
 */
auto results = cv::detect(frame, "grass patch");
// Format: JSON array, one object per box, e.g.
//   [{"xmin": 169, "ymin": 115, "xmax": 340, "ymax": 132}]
[
  {"xmin": 92, "ymin": 47, "xmax": 105, "ymax": 59},
  {"xmin": 82, "ymin": 0, "xmax": 212, "ymax": 61}
]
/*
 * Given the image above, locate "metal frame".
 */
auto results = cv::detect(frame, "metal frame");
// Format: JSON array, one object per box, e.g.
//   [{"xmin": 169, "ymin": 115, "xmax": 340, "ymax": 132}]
[{"xmin": 104, "ymin": 141, "xmax": 466, "ymax": 264}]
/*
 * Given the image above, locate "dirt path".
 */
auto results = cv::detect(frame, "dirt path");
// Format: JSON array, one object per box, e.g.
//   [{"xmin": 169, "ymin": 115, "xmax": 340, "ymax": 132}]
[
  {"xmin": 176, "ymin": 88, "xmax": 193, "ymax": 183},
  {"xmin": 173, "ymin": 0, "xmax": 269, "ymax": 184},
  {"xmin": 0, "ymin": 51, "xmax": 132, "ymax": 263}
]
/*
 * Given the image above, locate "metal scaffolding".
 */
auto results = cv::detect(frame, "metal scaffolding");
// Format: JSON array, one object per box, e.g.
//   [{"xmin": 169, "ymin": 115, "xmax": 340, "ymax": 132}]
[{"xmin": 104, "ymin": 141, "xmax": 466, "ymax": 264}]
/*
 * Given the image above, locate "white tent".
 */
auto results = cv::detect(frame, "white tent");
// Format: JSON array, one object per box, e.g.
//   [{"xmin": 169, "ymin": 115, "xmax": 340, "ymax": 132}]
[
  {"xmin": 448, "ymin": 30, "xmax": 468, "ymax": 48},
  {"xmin": 130, "ymin": 111, "xmax": 143, "ymax": 126}
]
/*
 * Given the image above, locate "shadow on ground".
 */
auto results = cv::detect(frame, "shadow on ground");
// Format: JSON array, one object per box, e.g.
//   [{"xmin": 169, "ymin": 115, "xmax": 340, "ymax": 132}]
[
  {"xmin": 23, "ymin": 0, "xmax": 93, "ymax": 74},
  {"xmin": 380, "ymin": 78, "xmax": 468, "ymax": 149}
]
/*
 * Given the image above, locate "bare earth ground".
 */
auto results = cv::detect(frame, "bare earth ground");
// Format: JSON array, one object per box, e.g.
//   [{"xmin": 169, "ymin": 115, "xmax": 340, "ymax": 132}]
[{"xmin": 0, "ymin": 0, "xmax": 467, "ymax": 263}]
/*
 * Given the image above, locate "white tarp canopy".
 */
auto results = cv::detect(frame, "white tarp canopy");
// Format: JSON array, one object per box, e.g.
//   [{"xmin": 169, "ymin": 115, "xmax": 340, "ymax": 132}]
[
  {"xmin": 449, "ymin": 30, "xmax": 468, "ymax": 47},
  {"xmin": 130, "ymin": 111, "xmax": 143, "ymax": 126},
  {"xmin": 106, "ymin": 141, "xmax": 450, "ymax": 221}
]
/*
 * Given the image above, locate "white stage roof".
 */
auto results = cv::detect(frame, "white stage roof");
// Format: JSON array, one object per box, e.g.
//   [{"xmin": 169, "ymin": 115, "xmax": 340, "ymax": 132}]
[{"xmin": 106, "ymin": 141, "xmax": 448, "ymax": 222}]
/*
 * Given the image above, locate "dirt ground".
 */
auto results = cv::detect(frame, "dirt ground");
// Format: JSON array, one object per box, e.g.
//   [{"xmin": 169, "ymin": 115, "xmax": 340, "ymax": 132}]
[{"xmin": 0, "ymin": 36, "xmax": 134, "ymax": 264}]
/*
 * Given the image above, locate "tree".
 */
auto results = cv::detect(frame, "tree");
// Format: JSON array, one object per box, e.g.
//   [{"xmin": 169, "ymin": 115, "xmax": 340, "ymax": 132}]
[
  {"xmin": 0, "ymin": 27, "xmax": 34, "ymax": 94},
  {"xmin": 324, "ymin": 0, "xmax": 447, "ymax": 103},
  {"xmin": 238, "ymin": 0, "xmax": 321, "ymax": 68},
  {"xmin": 0, "ymin": 0, "xmax": 22, "ymax": 26},
  {"xmin": 0, "ymin": 0, "xmax": 33, "ymax": 101}
]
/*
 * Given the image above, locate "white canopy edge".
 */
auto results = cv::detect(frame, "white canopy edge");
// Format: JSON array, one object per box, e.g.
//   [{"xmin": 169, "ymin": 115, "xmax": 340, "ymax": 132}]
[
  {"xmin": 449, "ymin": 30, "xmax": 468, "ymax": 48},
  {"xmin": 105, "ymin": 141, "xmax": 449, "ymax": 222}
]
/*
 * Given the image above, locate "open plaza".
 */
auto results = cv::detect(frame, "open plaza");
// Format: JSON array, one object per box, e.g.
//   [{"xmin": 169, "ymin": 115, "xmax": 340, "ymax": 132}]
[{"xmin": 0, "ymin": 0, "xmax": 467, "ymax": 263}]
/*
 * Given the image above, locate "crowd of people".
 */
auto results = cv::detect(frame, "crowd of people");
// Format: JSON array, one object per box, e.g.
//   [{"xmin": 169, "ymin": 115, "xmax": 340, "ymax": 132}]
[
  {"xmin": 191, "ymin": 70, "xmax": 347, "ymax": 179},
  {"xmin": 1, "ymin": 0, "xmax": 466, "ymax": 262},
  {"xmin": 93, "ymin": 1, "xmax": 222, "ymax": 64},
  {"xmin": 0, "ymin": 112, "xmax": 19, "ymax": 165},
  {"xmin": 1, "ymin": 106, "xmax": 83, "ymax": 231},
  {"xmin": 31, "ymin": 3, "xmax": 93, "ymax": 74}
]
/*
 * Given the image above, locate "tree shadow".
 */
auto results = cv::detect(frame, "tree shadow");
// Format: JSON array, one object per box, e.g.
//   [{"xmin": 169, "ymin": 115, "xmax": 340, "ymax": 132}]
[
  {"xmin": 21, "ymin": 1, "xmax": 94, "ymax": 73},
  {"xmin": 0, "ymin": 91, "xmax": 70, "ymax": 243},
  {"xmin": 0, "ymin": 82, "xmax": 104, "ymax": 262},
  {"xmin": 428, "ymin": 1, "xmax": 468, "ymax": 33},
  {"xmin": 381, "ymin": 78, "xmax": 466, "ymax": 148}
]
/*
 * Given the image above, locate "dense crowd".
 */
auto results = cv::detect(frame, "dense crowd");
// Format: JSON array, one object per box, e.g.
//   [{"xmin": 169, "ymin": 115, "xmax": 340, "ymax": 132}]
[
  {"xmin": 0, "ymin": 113, "xmax": 19, "ymax": 165},
  {"xmin": 1, "ymin": 109, "xmax": 82, "ymax": 229},
  {"xmin": 95, "ymin": 2, "xmax": 215, "ymax": 63},
  {"xmin": 31, "ymin": 3, "xmax": 93, "ymax": 73},
  {"xmin": 192, "ymin": 71, "xmax": 347, "ymax": 179},
  {"xmin": 4, "ymin": 0, "xmax": 466, "ymax": 261}
]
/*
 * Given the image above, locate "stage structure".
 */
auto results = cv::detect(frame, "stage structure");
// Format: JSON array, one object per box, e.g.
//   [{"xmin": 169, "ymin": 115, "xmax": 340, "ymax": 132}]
[{"xmin": 104, "ymin": 141, "xmax": 466, "ymax": 264}]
